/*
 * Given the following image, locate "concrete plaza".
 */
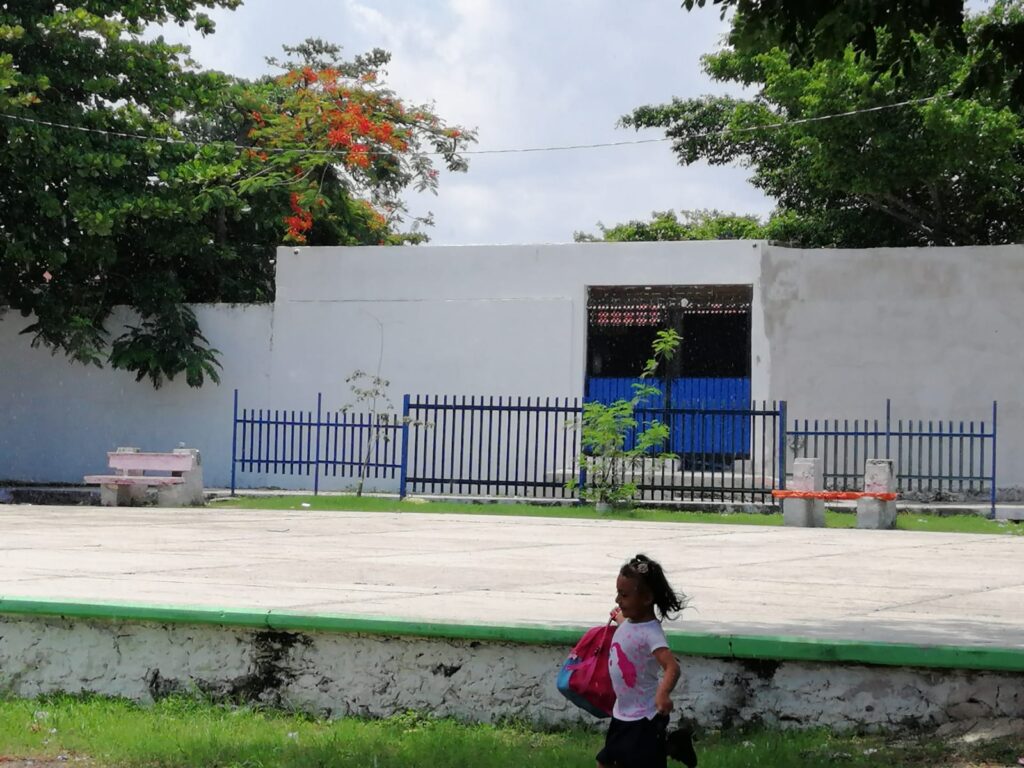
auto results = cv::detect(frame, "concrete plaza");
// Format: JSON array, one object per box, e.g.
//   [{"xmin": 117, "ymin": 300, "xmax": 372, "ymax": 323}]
[{"xmin": 1, "ymin": 505, "xmax": 1022, "ymax": 648}]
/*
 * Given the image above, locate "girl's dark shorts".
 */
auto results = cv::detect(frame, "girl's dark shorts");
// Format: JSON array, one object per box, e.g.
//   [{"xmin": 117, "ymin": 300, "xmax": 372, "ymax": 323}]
[{"xmin": 596, "ymin": 713, "xmax": 668, "ymax": 768}]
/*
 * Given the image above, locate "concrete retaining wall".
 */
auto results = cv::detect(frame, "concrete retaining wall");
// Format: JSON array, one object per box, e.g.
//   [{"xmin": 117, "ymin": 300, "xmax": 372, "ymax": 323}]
[{"xmin": 2, "ymin": 616, "xmax": 1022, "ymax": 731}]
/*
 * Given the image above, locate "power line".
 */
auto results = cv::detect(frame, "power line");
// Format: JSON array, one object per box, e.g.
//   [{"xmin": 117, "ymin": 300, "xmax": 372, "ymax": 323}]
[
  {"xmin": 0, "ymin": 94, "xmax": 947, "ymax": 157},
  {"xmin": 464, "ymin": 95, "xmax": 948, "ymax": 154}
]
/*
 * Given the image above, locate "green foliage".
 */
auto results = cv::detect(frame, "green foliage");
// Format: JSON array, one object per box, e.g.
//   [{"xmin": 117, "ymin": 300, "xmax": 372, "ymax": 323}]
[
  {"xmin": 575, "ymin": 209, "xmax": 767, "ymax": 242},
  {"xmin": 681, "ymin": 0, "xmax": 967, "ymax": 74},
  {"xmin": 0, "ymin": 1, "xmax": 242, "ymax": 387},
  {"xmin": 680, "ymin": 0, "xmax": 1024, "ymax": 109},
  {"xmin": 0, "ymin": 1, "xmax": 473, "ymax": 389},
  {"xmin": 568, "ymin": 329, "xmax": 681, "ymax": 506},
  {"xmin": 109, "ymin": 305, "xmax": 221, "ymax": 389},
  {"xmin": 626, "ymin": 3, "xmax": 1024, "ymax": 247}
]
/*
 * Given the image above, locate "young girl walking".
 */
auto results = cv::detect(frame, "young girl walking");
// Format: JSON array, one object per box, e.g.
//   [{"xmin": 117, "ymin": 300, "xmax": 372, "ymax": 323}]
[{"xmin": 596, "ymin": 553, "xmax": 687, "ymax": 768}]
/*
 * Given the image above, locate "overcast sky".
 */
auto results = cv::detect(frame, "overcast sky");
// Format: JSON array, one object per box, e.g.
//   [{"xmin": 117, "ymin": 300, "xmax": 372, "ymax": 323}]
[{"xmin": 158, "ymin": 0, "xmax": 774, "ymax": 245}]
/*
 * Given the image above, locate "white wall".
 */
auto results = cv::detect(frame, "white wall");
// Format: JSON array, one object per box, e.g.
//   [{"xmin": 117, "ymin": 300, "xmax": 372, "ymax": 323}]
[
  {"xmin": 2, "ymin": 241, "xmax": 1020, "ymax": 491},
  {"xmin": 0, "ymin": 304, "xmax": 274, "ymax": 488},
  {"xmin": 760, "ymin": 245, "xmax": 1022, "ymax": 487},
  {"xmin": 270, "ymin": 241, "xmax": 767, "ymax": 403},
  {"xmin": 255, "ymin": 241, "xmax": 764, "ymax": 491}
]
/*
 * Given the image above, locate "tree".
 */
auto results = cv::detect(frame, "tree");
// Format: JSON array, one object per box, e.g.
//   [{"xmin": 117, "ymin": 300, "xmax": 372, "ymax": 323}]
[
  {"xmin": 0, "ymin": 5, "xmax": 474, "ymax": 389},
  {"xmin": 575, "ymin": 209, "xmax": 767, "ymax": 242},
  {"xmin": 1, "ymin": 2, "xmax": 242, "ymax": 387},
  {"xmin": 624, "ymin": 4, "xmax": 1024, "ymax": 247},
  {"xmin": 236, "ymin": 40, "xmax": 475, "ymax": 247},
  {"xmin": 682, "ymin": 0, "xmax": 965, "ymax": 67},
  {"xmin": 679, "ymin": 0, "xmax": 1024, "ymax": 107}
]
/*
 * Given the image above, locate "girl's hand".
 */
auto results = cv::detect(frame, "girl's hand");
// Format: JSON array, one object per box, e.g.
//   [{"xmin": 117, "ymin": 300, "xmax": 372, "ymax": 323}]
[
  {"xmin": 655, "ymin": 690, "xmax": 674, "ymax": 715},
  {"xmin": 609, "ymin": 607, "xmax": 623, "ymax": 625}
]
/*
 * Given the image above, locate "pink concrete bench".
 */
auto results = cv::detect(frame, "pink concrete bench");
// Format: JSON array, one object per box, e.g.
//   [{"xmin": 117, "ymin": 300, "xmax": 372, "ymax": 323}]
[{"xmin": 85, "ymin": 447, "xmax": 204, "ymax": 506}]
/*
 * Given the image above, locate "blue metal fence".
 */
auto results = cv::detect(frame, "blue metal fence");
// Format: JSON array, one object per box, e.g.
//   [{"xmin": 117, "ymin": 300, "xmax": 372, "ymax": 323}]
[
  {"xmin": 400, "ymin": 396, "xmax": 785, "ymax": 503},
  {"xmin": 401, "ymin": 395, "xmax": 583, "ymax": 498},
  {"xmin": 788, "ymin": 400, "xmax": 997, "ymax": 513},
  {"xmin": 629, "ymin": 401, "xmax": 786, "ymax": 502},
  {"xmin": 231, "ymin": 391, "xmax": 996, "ymax": 510},
  {"xmin": 230, "ymin": 390, "xmax": 402, "ymax": 494}
]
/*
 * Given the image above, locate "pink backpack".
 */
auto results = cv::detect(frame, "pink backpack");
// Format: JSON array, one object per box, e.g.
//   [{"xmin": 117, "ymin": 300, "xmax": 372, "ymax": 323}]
[{"xmin": 556, "ymin": 621, "xmax": 616, "ymax": 718}]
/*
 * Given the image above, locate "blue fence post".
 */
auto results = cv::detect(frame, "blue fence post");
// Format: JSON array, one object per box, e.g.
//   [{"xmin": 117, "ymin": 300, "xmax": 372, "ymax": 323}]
[
  {"xmin": 990, "ymin": 400, "xmax": 998, "ymax": 519},
  {"xmin": 313, "ymin": 392, "xmax": 322, "ymax": 497},
  {"xmin": 577, "ymin": 397, "xmax": 587, "ymax": 503},
  {"xmin": 885, "ymin": 398, "xmax": 892, "ymax": 459},
  {"xmin": 399, "ymin": 394, "xmax": 411, "ymax": 498},
  {"xmin": 230, "ymin": 389, "xmax": 239, "ymax": 496},
  {"xmin": 777, "ymin": 400, "xmax": 788, "ymax": 490}
]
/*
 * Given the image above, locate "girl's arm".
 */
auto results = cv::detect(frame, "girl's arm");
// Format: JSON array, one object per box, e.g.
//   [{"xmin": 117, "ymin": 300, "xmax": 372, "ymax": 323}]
[{"xmin": 652, "ymin": 647, "xmax": 680, "ymax": 714}]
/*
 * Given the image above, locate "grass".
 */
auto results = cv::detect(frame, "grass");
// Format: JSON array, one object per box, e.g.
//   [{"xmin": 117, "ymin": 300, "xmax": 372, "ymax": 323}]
[
  {"xmin": 210, "ymin": 494, "xmax": 1024, "ymax": 535},
  {"xmin": 0, "ymin": 695, "xmax": 1019, "ymax": 768}
]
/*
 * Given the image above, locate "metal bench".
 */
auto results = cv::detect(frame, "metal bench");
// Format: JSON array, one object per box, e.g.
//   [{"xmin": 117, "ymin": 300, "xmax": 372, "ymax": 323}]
[{"xmin": 85, "ymin": 447, "xmax": 204, "ymax": 507}]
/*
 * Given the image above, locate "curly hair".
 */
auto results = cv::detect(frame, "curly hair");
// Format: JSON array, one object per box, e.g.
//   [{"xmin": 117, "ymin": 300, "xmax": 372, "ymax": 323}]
[{"xmin": 620, "ymin": 553, "xmax": 686, "ymax": 621}]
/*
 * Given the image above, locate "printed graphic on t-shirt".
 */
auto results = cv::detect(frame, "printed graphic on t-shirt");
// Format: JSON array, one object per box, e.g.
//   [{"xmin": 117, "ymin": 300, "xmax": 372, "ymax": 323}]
[
  {"xmin": 611, "ymin": 642, "xmax": 637, "ymax": 687},
  {"xmin": 608, "ymin": 620, "xmax": 668, "ymax": 721}
]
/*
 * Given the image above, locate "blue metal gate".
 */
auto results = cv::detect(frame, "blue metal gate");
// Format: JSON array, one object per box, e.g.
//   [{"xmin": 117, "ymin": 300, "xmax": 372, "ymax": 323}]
[{"xmin": 587, "ymin": 377, "xmax": 752, "ymax": 458}]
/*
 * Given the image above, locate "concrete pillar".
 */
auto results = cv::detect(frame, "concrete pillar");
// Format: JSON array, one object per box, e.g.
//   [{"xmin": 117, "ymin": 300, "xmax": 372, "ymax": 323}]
[
  {"xmin": 100, "ymin": 484, "xmax": 143, "ymax": 506},
  {"xmin": 783, "ymin": 457, "xmax": 825, "ymax": 527},
  {"xmin": 856, "ymin": 459, "xmax": 897, "ymax": 530},
  {"xmin": 100, "ymin": 448, "xmax": 146, "ymax": 506},
  {"xmin": 156, "ymin": 448, "xmax": 205, "ymax": 507}
]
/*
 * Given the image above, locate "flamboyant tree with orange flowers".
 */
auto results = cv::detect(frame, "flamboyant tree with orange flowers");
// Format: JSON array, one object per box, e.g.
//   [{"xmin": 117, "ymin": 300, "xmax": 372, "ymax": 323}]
[
  {"xmin": 2, "ymin": 13, "xmax": 474, "ymax": 390},
  {"xmin": 236, "ymin": 40, "xmax": 475, "ymax": 246}
]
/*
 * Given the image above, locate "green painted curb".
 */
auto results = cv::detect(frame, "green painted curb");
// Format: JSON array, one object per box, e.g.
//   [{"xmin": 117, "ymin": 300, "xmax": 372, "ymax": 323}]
[{"xmin": 2, "ymin": 597, "xmax": 1022, "ymax": 673}]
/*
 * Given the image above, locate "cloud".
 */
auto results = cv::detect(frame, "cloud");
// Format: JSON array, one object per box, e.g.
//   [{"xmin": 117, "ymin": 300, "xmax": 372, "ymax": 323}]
[
  {"xmin": 422, "ymin": 145, "xmax": 773, "ymax": 246},
  {"xmin": 155, "ymin": 0, "xmax": 772, "ymax": 245}
]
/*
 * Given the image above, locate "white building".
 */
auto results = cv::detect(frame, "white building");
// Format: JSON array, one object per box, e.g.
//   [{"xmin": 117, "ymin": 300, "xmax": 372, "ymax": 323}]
[{"xmin": 1, "ymin": 241, "xmax": 1017, "ymax": 496}]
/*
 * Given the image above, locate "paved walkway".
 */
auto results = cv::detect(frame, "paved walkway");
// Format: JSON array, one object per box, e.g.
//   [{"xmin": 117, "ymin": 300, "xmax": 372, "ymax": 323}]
[{"xmin": 1, "ymin": 505, "xmax": 1022, "ymax": 648}]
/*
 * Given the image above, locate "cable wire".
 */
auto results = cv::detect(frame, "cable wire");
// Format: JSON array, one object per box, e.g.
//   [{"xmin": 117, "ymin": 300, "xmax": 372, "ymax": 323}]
[{"xmin": 0, "ymin": 94, "xmax": 948, "ymax": 158}]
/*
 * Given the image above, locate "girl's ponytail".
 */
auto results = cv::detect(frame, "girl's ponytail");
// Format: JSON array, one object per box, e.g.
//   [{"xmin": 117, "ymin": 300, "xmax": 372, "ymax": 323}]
[{"xmin": 621, "ymin": 553, "xmax": 686, "ymax": 620}]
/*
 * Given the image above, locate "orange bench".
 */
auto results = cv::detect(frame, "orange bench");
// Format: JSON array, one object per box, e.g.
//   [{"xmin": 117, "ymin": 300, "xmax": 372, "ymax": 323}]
[{"xmin": 772, "ymin": 490, "xmax": 897, "ymax": 501}]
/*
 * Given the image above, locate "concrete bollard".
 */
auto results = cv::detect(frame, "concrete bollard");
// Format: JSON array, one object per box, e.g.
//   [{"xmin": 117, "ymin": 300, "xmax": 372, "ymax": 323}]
[
  {"xmin": 856, "ymin": 459, "xmax": 897, "ymax": 529},
  {"xmin": 783, "ymin": 457, "xmax": 825, "ymax": 527}
]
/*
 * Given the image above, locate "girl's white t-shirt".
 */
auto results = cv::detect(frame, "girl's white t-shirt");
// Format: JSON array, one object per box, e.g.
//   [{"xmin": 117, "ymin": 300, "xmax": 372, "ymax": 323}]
[{"xmin": 607, "ymin": 618, "xmax": 668, "ymax": 721}]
